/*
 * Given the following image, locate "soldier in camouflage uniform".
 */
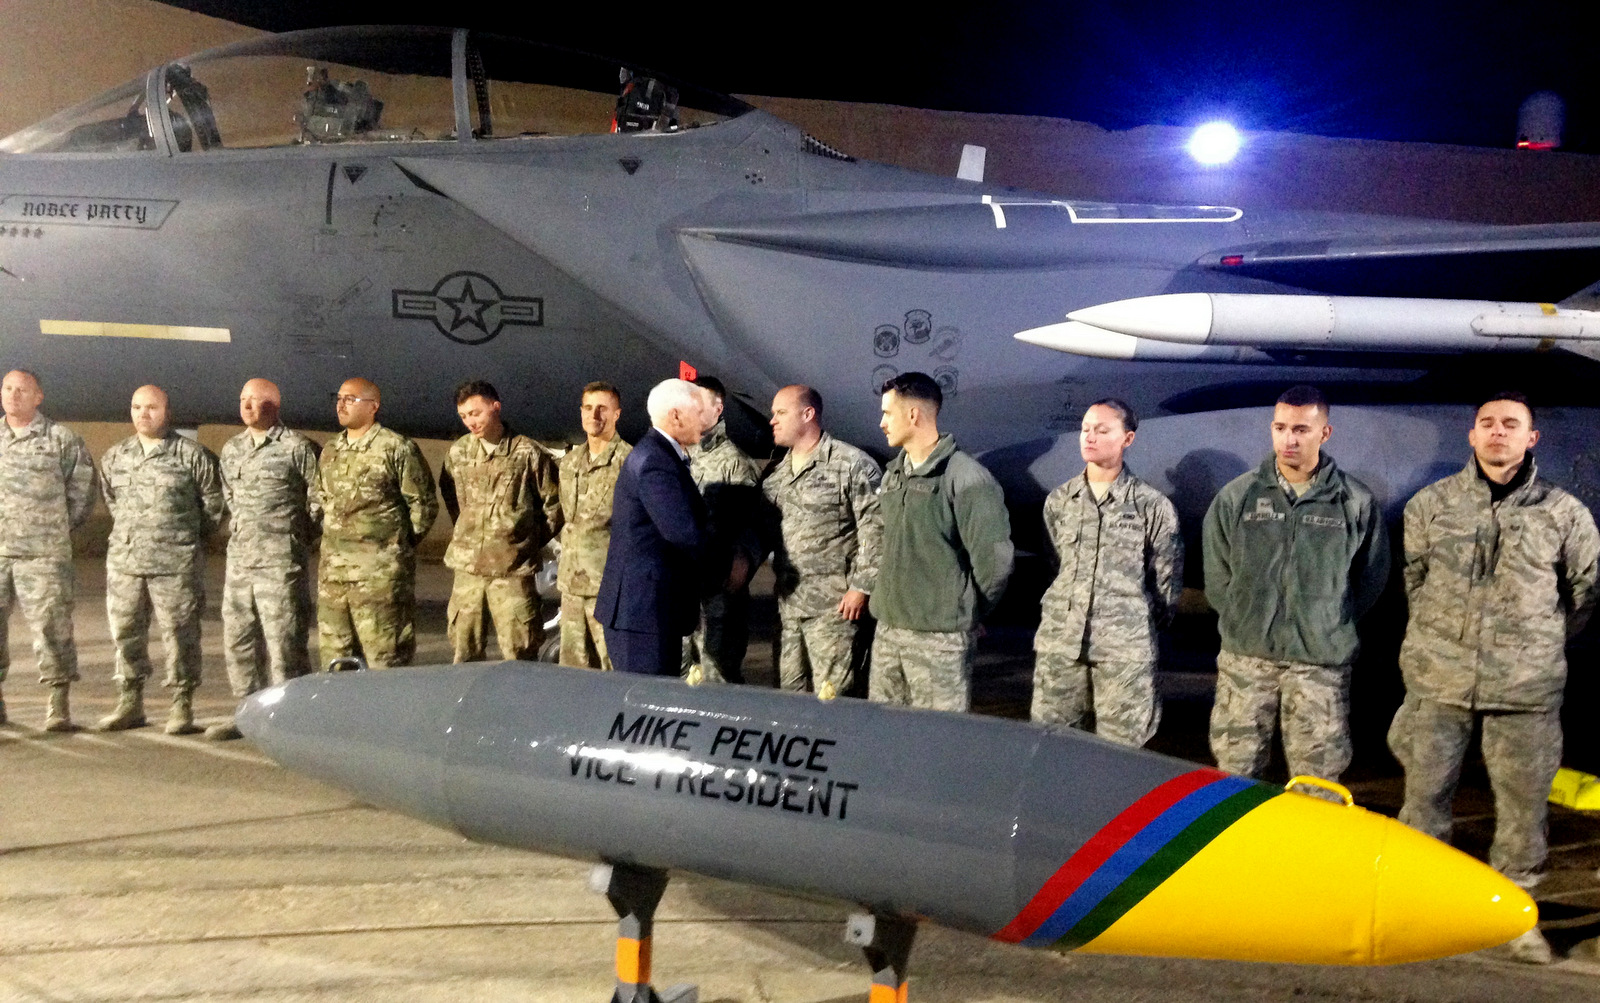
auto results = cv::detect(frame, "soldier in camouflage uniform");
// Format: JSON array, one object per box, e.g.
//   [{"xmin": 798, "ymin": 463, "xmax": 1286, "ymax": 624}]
[
  {"xmin": 97, "ymin": 385, "xmax": 227, "ymax": 734},
  {"xmin": 211, "ymin": 378, "xmax": 321, "ymax": 740},
  {"xmin": 683, "ymin": 376, "xmax": 762, "ymax": 684},
  {"xmin": 1203, "ymin": 386, "xmax": 1389, "ymax": 794},
  {"xmin": 0, "ymin": 369, "xmax": 97, "ymax": 731},
  {"xmin": 1034, "ymin": 400, "xmax": 1182, "ymax": 747},
  {"xmin": 871, "ymin": 372, "xmax": 1013, "ymax": 712},
  {"xmin": 555, "ymin": 381, "xmax": 631, "ymax": 669},
  {"xmin": 318, "ymin": 378, "xmax": 438, "ymax": 669},
  {"xmin": 440, "ymin": 381, "xmax": 560, "ymax": 662},
  {"xmin": 763, "ymin": 384, "xmax": 881, "ymax": 698},
  {"xmin": 1388, "ymin": 393, "xmax": 1598, "ymax": 962}
]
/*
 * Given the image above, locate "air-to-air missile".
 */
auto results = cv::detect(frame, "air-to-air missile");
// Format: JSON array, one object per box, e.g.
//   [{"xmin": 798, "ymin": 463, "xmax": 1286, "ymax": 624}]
[
  {"xmin": 1016, "ymin": 292, "xmax": 1600, "ymax": 363},
  {"xmin": 239, "ymin": 663, "xmax": 1535, "ymax": 1002}
]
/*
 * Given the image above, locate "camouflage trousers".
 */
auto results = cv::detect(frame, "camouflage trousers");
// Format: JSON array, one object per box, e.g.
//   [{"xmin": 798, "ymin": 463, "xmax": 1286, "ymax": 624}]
[
  {"xmin": 869, "ymin": 625, "xmax": 975, "ymax": 712},
  {"xmin": 0, "ymin": 556, "xmax": 77, "ymax": 685},
  {"xmin": 778, "ymin": 613, "xmax": 857, "ymax": 695},
  {"xmin": 107, "ymin": 568, "xmax": 204, "ymax": 691},
  {"xmin": 1388, "ymin": 695, "xmax": 1562, "ymax": 883},
  {"xmin": 1209, "ymin": 650, "xmax": 1352, "ymax": 792},
  {"xmin": 683, "ymin": 587, "xmax": 750, "ymax": 685},
  {"xmin": 222, "ymin": 565, "xmax": 312, "ymax": 698},
  {"xmin": 318, "ymin": 575, "xmax": 415, "ymax": 670},
  {"xmin": 1031, "ymin": 651, "xmax": 1160, "ymax": 747},
  {"xmin": 559, "ymin": 592, "xmax": 612, "ymax": 670},
  {"xmin": 448, "ymin": 572, "xmax": 541, "ymax": 662}
]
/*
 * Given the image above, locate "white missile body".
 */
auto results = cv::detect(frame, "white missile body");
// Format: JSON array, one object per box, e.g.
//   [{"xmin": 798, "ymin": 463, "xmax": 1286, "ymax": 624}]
[
  {"xmin": 1064, "ymin": 293, "xmax": 1600, "ymax": 352},
  {"xmin": 1013, "ymin": 320, "xmax": 1277, "ymax": 363}
]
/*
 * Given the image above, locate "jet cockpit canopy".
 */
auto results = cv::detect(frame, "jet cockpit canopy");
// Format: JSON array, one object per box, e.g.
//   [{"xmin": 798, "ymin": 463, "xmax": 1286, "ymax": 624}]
[{"xmin": 0, "ymin": 25, "xmax": 751, "ymax": 154}]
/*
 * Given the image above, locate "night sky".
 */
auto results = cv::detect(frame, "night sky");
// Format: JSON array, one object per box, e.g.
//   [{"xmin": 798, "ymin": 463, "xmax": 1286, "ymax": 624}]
[{"xmin": 159, "ymin": 1, "xmax": 1600, "ymax": 151}]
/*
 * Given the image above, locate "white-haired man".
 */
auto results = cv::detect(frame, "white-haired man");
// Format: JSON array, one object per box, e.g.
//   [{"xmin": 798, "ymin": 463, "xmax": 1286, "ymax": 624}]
[{"xmin": 594, "ymin": 379, "xmax": 713, "ymax": 675}]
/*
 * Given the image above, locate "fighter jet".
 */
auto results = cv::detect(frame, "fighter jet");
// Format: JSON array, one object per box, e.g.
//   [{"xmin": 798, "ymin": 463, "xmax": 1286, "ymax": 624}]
[{"xmin": 4, "ymin": 23, "xmax": 1600, "ymax": 513}]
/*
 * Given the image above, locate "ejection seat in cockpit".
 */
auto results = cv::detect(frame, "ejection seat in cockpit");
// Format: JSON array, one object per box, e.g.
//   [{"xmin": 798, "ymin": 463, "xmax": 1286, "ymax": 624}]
[{"xmin": 296, "ymin": 66, "xmax": 386, "ymax": 143}]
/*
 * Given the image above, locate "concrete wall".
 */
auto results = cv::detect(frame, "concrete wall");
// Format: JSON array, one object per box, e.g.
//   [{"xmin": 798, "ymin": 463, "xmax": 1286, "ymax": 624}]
[{"xmin": 0, "ymin": 0, "xmax": 259, "ymax": 136}]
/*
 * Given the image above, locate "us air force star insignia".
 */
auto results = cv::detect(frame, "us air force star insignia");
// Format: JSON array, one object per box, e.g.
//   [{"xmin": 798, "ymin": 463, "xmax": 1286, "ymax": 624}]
[{"xmin": 391, "ymin": 271, "xmax": 543, "ymax": 345}]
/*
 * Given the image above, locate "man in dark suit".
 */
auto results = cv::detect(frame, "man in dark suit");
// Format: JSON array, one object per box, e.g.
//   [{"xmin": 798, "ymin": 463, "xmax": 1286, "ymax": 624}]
[{"xmin": 596, "ymin": 378, "xmax": 713, "ymax": 674}]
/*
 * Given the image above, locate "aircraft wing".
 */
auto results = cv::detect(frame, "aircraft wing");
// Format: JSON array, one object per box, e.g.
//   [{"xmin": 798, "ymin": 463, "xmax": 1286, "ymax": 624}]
[{"xmin": 1199, "ymin": 222, "xmax": 1600, "ymax": 302}]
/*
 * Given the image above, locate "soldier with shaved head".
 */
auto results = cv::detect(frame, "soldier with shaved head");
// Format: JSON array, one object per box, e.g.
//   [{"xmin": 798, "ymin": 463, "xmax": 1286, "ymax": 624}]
[
  {"xmin": 763, "ymin": 384, "xmax": 882, "ymax": 697},
  {"xmin": 317, "ymin": 377, "xmax": 438, "ymax": 669},
  {"xmin": 97, "ymin": 384, "xmax": 227, "ymax": 734},
  {"xmin": 209, "ymin": 378, "xmax": 323, "ymax": 739},
  {"xmin": 0, "ymin": 368, "xmax": 97, "ymax": 730}
]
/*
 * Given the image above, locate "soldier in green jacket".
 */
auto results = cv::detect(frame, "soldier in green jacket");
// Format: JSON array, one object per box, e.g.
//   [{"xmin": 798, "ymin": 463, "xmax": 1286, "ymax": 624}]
[
  {"xmin": 212, "ymin": 378, "xmax": 322, "ymax": 740},
  {"xmin": 763, "ymin": 384, "xmax": 882, "ymax": 698},
  {"xmin": 1034, "ymin": 399, "xmax": 1182, "ymax": 747},
  {"xmin": 1202, "ymin": 385, "xmax": 1389, "ymax": 792},
  {"xmin": 440, "ymin": 381, "xmax": 559, "ymax": 663},
  {"xmin": 97, "ymin": 385, "xmax": 227, "ymax": 734},
  {"xmin": 684, "ymin": 375, "xmax": 762, "ymax": 684},
  {"xmin": 317, "ymin": 378, "xmax": 438, "ymax": 669},
  {"xmin": 871, "ymin": 372, "xmax": 1013, "ymax": 712},
  {"xmin": 0, "ymin": 369, "xmax": 97, "ymax": 731},
  {"xmin": 554, "ymin": 382, "xmax": 631, "ymax": 670},
  {"xmin": 1388, "ymin": 392, "xmax": 1598, "ymax": 963}
]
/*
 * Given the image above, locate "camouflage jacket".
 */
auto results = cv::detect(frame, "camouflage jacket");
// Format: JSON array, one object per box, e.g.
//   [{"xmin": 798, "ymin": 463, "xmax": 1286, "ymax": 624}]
[
  {"xmin": 1399, "ymin": 456, "xmax": 1600, "ymax": 712},
  {"xmin": 688, "ymin": 419, "xmax": 764, "ymax": 573},
  {"xmin": 761, "ymin": 432, "xmax": 883, "ymax": 620},
  {"xmin": 220, "ymin": 425, "xmax": 322, "ymax": 573},
  {"xmin": 1203, "ymin": 454, "xmax": 1389, "ymax": 668},
  {"xmin": 318, "ymin": 423, "xmax": 438, "ymax": 583},
  {"xmin": 873, "ymin": 434, "xmax": 1014, "ymax": 632},
  {"xmin": 100, "ymin": 432, "xmax": 226, "ymax": 575},
  {"xmin": 556, "ymin": 435, "xmax": 632, "ymax": 597},
  {"xmin": 0, "ymin": 412, "xmax": 97, "ymax": 560},
  {"xmin": 440, "ymin": 431, "xmax": 559, "ymax": 578},
  {"xmin": 1036, "ymin": 467, "xmax": 1183, "ymax": 662}
]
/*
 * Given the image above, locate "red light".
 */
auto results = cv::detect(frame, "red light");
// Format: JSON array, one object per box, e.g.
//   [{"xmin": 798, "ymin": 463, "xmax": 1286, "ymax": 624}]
[
  {"xmin": 1221, "ymin": 254, "xmax": 1244, "ymax": 267},
  {"xmin": 679, "ymin": 361, "xmax": 698, "ymax": 381},
  {"xmin": 1517, "ymin": 140, "xmax": 1557, "ymax": 151}
]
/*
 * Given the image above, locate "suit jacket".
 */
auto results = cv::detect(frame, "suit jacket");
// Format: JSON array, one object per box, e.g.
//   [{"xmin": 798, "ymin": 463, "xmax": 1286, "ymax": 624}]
[{"xmin": 596, "ymin": 427, "xmax": 709, "ymax": 636}]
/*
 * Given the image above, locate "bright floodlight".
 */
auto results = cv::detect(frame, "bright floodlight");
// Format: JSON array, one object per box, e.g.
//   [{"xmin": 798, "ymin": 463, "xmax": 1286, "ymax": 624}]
[{"xmin": 1188, "ymin": 121, "xmax": 1241, "ymax": 164}]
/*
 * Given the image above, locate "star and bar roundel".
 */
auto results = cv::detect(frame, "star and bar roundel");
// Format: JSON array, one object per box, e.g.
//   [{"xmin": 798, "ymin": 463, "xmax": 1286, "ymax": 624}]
[
  {"xmin": 994, "ymin": 768, "xmax": 1282, "ymax": 950},
  {"xmin": 392, "ymin": 271, "xmax": 543, "ymax": 346}
]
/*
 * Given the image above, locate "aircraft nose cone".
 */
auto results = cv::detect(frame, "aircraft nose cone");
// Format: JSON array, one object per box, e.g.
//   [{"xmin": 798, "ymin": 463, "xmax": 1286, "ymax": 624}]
[{"xmin": 1372, "ymin": 815, "xmax": 1537, "ymax": 963}]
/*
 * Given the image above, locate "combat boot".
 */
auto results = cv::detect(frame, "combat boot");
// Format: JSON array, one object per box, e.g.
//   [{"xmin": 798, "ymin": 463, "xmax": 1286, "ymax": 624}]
[
  {"xmin": 204, "ymin": 717, "xmax": 242, "ymax": 741},
  {"xmin": 96, "ymin": 681, "xmax": 147, "ymax": 731},
  {"xmin": 1508, "ymin": 928, "xmax": 1553, "ymax": 964},
  {"xmin": 42, "ymin": 682, "xmax": 75, "ymax": 733},
  {"xmin": 165, "ymin": 689, "xmax": 201, "ymax": 736},
  {"xmin": 0, "ymin": 686, "xmax": 7, "ymax": 725}
]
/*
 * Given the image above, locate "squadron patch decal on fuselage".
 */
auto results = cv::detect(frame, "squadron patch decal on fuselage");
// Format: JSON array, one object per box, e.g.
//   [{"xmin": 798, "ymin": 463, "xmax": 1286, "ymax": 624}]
[
  {"xmin": 1, "ymin": 195, "xmax": 177, "ymax": 229},
  {"xmin": 391, "ymin": 271, "xmax": 543, "ymax": 345}
]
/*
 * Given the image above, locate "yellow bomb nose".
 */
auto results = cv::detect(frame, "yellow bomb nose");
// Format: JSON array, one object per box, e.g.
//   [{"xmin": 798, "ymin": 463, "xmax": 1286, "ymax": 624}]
[
  {"xmin": 1077, "ymin": 789, "xmax": 1536, "ymax": 965},
  {"xmin": 1372, "ymin": 812, "xmax": 1537, "ymax": 963}
]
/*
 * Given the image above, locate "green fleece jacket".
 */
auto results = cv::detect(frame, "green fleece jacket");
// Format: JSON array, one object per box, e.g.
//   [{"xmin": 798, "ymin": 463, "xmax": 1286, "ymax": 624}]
[
  {"xmin": 1202, "ymin": 454, "xmax": 1390, "ymax": 667},
  {"xmin": 872, "ymin": 434, "xmax": 1014, "ymax": 632}
]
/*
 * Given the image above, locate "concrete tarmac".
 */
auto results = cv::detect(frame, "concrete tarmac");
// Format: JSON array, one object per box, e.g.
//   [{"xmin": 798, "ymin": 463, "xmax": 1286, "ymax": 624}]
[{"xmin": 3, "ymin": 559, "xmax": 1600, "ymax": 1002}]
